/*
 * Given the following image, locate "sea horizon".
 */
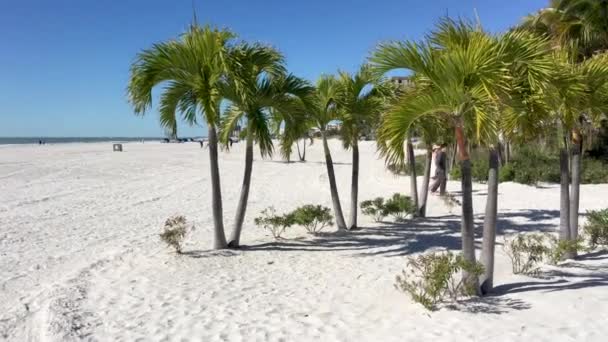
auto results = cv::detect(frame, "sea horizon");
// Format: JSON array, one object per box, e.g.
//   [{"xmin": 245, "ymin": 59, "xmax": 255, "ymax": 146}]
[{"xmin": 0, "ymin": 136, "xmax": 206, "ymax": 145}]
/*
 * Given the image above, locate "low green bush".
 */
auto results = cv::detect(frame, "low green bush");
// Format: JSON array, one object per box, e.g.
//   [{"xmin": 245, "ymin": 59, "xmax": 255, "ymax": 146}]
[
  {"xmin": 449, "ymin": 146, "xmax": 608, "ymax": 185},
  {"xmin": 582, "ymin": 159, "xmax": 608, "ymax": 184},
  {"xmin": 254, "ymin": 207, "xmax": 295, "ymax": 239},
  {"xmin": 395, "ymin": 251, "xmax": 484, "ymax": 311},
  {"xmin": 583, "ymin": 209, "xmax": 608, "ymax": 249},
  {"xmin": 384, "ymin": 193, "xmax": 416, "ymax": 222},
  {"xmin": 546, "ymin": 234, "xmax": 586, "ymax": 265},
  {"xmin": 360, "ymin": 197, "xmax": 387, "ymax": 222},
  {"xmin": 387, "ymin": 155, "xmax": 426, "ymax": 176},
  {"xmin": 159, "ymin": 215, "xmax": 194, "ymax": 254},
  {"xmin": 502, "ymin": 233, "xmax": 549, "ymax": 275},
  {"xmin": 292, "ymin": 204, "xmax": 333, "ymax": 234}
]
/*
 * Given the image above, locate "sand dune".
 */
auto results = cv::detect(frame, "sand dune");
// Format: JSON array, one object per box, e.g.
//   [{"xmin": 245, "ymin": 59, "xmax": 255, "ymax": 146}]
[{"xmin": 1, "ymin": 140, "xmax": 607, "ymax": 341}]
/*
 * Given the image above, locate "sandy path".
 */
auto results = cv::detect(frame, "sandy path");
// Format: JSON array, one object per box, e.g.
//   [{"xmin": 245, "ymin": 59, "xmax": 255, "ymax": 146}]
[{"xmin": 1, "ymin": 140, "xmax": 607, "ymax": 341}]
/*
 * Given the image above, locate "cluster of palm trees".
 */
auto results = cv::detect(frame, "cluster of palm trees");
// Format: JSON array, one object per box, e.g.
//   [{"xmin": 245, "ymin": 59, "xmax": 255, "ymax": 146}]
[
  {"xmin": 127, "ymin": 24, "xmax": 389, "ymax": 249},
  {"xmin": 372, "ymin": 0, "xmax": 608, "ymax": 294},
  {"xmin": 127, "ymin": 0, "xmax": 608, "ymax": 296}
]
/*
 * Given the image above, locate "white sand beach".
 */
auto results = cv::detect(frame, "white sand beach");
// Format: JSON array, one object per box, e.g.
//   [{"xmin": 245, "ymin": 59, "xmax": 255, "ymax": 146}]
[{"xmin": 1, "ymin": 140, "xmax": 607, "ymax": 341}]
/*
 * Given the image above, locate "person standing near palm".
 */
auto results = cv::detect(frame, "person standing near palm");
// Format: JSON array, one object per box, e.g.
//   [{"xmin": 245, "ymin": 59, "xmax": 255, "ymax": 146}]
[{"xmin": 430, "ymin": 144, "xmax": 446, "ymax": 194}]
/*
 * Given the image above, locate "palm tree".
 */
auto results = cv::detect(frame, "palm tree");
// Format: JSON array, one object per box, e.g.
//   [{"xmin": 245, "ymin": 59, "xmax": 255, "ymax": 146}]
[
  {"xmin": 306, "ymin": 75, "xmax": 348, "ymax": 230},
  {"xmin": 522, "ymin": 0, "xmax": 608, "ymax": 58},
  {"xmin": 127, "ymin": 25, "xmax": 235, "ymax": 250},
  {"xmin": 523, "ymin": 3, "xmax": 608, "ymax": 257},
  {"xmin": 371, "ymin": 18, "xmax": 554, "ymax": 293},
  {"xmin": 271, "ymin": 104, "xmax": 314, "ymax": 162},
  {"xmin": 371, "ymin": 19, "xmax": 505, "ymax": 292},
  {"xmin": 545, "ymin": 52, "xmax": 608, "ymax": 255},
  {"xmin": 336, "ymin": 65, "xmax": 388, "ymax": 229},
  {"xmin": 219, "ymin": 44, "xmax": 312, "ymax": 247}
]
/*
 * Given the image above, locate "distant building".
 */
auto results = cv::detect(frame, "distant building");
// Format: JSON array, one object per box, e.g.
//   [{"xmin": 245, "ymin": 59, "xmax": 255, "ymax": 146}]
[{"xmin": 390, "ymin": 76, "xmax": 412, "ymax": 88}]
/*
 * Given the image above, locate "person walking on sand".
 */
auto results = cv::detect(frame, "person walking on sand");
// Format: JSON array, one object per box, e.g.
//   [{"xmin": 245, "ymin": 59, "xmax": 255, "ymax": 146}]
[{"xmin": 430, "ymin": 144, "xmax": 447, "ymax": 194}]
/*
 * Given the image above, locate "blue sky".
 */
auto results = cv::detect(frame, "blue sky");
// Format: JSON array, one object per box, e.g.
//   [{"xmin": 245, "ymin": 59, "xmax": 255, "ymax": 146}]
[{"xmin": 0, "ymin": 0, "xmax": 546, "ymax": 137}]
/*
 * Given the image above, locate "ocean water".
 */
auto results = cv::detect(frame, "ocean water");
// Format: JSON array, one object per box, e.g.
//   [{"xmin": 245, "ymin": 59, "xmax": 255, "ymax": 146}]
[{"xmin": 0, "ymin": 137, "xmax": 165, "ymax": 145}]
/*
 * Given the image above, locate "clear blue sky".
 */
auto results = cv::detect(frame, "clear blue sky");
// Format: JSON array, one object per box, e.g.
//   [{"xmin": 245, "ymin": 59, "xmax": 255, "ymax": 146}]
[{"xmin": 0, "ymin": 0, "xmax": 546, "ymax": 137}]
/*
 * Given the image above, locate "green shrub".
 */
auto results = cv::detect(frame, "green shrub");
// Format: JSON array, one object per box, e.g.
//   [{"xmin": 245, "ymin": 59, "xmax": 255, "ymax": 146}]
[
  {"xmin": 254, "ymin": 207, "xmax": 295, "ymax": 239},
  {"xmin": 159, "ymin": 215, "xmax": 194, "ymax": 254},
  {"xmin": 582, "ymin": 159, "xmax": 608, "ymax": 184},
  {"xmin": 384, "ymin": 193, "xmax": 415, "ymax": 221},
  {"xmin": 546, "ymin": 234, "xmax": 586, "ymax": 265},
  {"xmin": 502, "ymin": 233, "xmax": 548, "ymax": 275},
  {"xmin": 584, "ymin": 209, "xmax": 608, "ymax": 249},
  {"xmin": 360, "ymin": 197, "xmax": 387, "ymax": 222},
  {"xmin": 447, "ymin": 146, "xmax": 608, "ymax": 185},
  {"xmin": 394, "ymin": 251, "xmax": 484, "ymax": 311},
  {"xmin": 387, "ymin": 154, "xmax": 426, "ymax": 176},
  {"xmin": 292, "ymin": 204, "xmax": 333, "ymax": 234}
]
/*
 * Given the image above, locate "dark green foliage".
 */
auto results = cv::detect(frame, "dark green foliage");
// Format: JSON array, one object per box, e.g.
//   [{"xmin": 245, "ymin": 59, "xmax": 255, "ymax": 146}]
[
  {"xmin": 395, "ymin": 251, "xmax": 484, "ymax": 311},
  {"xmin": 360, "ymin": 197, "xmax": 386, "ymax": 222},
  {"xmin": 503, "ymin": 232, "xmax": 587, "ymax": 272},
  {"xmin": 583, "ymin": 209, "xmax": 608, "ymax": 249},
  {"xmin": 581, "ymin": 159, "xmax": 608, "ymax": 184},
  {"xmin": 292, "ymin": 204, "xmax": 334, "ymax": 234},
  {"xmin": 502, "ymin": 233, "xmax": 548, "ymax": 274},
  {"xmin": 387, "ymin": 154, "xmax": 426, "ymax": 176},
  {"xmin": 384, "ymin": 193, "xmax": 416, "ymax": 221},
  {"xmin": 360, "ymin": 194, "xmax": 415, "ymax": 222},
  {"xmin": 159, "ymin": 216, "xmax": 193, "ymax": 254},
  {"xmin": 254, "ymin": 207, "xmax": 295, "ymax": 239},
  {"xmin": 546, "ymin": 235, "xmax": 586, "ymax": 265},
  {"xmin": 449, "ymin": 146, "xmax": 608, "ymax": 185}
]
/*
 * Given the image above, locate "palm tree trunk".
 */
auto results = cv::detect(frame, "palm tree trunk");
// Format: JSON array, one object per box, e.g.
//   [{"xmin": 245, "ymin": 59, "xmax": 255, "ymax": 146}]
[
  {"xmin": 208, "ymin": 126, "xmax": 228, "ymax": 249},
  {"xmin": 296, "ymin": 140, "xmax": 303, "ymax": 161},
  {"xmin": 302, "ymin": 138, "xmax": 306, "ymax": 161},
  {"xmin": 228, "ymin": 126, "xmax": 254, "ymax": 248},
  {"xmin": 407, "ymin": 136, "xmax": 419, "ymax": 215},
  {"xmin": 322, "ymin": 130, "xmax": 347, "ymax": 230},
  {"xmin": 504, "ymin": 141, "xmax": 511, "ymax": 164},
  {"xmin": 450, "ymin": 143, "xmax": 458, "ymax": 171},
  {"xmin": 418, "ymin": 147, "xmax": 433, "ymax": 217},
  {"xmin": 455, "ymin": 123, "xmax": 480, "ymax": 294},
  {"xmin": 349, "ymin": 140, "xmax": 359, "ymax": 229},
  {"xmin": 569, "ymin": 130, "xmax": 582, "ymax": 257},
  {"xmin": 480, "ymin": 147, "xmax": 499, "ymax": 294},
  {"xmin": 560, "ymin": 148, "xmax": 573, "ymax": 259}
]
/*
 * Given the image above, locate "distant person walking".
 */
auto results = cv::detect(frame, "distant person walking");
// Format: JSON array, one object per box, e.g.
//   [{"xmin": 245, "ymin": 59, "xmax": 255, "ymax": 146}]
[{"xmin": 430, "ymin": 144, "xmax": 447, "ymax": 194}]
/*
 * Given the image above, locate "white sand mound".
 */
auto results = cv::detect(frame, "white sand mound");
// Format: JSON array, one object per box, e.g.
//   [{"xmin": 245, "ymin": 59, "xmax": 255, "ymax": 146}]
[{"xmin": 1, "ymin": 140, "xmax": 607, "ymax": 341}]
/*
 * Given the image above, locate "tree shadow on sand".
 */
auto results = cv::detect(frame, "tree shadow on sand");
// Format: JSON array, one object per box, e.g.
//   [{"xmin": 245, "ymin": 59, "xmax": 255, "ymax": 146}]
[
  {"xmin": 444, "ymin": 297, "xmax": 531, "ymax": 314},
  {"xmin": 491, "ymin": 253, "xmax": 608, "ymax": 295},
  {"xmin": 238, "ymin": 209, "xmax": 561, "ymax": 257}
]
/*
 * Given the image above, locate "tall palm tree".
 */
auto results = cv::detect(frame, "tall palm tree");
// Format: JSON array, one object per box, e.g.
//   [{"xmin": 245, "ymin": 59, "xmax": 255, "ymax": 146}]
[
  {"xmin": 371, "ymin": 18, "xmax": 554, "ymax": 293},
  {"xmin": 546, "ymin": 52, "xmax": 608, "ymax": 254},
  {"xmin": 336, "ymin": 65, "xmax": 388, "ymax": 229},
  {"xmin": 271, "ymin": 104, "xmax": 314, "ymax": 162},
  {"xmin": 220, "ymin": 44, "xmax": 312, "ymax": 247},
  {"xmin": 371, "ymin": 19, "xmax": 505, "ymax": 293},
  {"xmin": 306, "ymin": 75, "xmax": 348, "ymax": 230},
  {"xmin": 523, "ymin": 3, "xmax": 608, "ymax": 256},
  {"xmin": 127, "ymin": 25, "xmax": 235, "ymax": 250}
]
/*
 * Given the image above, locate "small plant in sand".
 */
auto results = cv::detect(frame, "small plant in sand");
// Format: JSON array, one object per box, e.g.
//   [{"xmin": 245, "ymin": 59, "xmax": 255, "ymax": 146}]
[
  {"xmin": 360, "ymin": 197, "xmax": 387, "ymax": 222},
  {"xmin": 292, "ymin": 204, "xmax": 333, "ymax": 234},
  {"xmin": 395, "ymin": 251, "xmax": 484, "ymax": 311},
  {"xmin": 159, "ymin": 215, "xmax": 194, "ymax": 254},
  {"xmin": 545, "ymin": 234, "xmax": 586, "ymax": 265},
  {"xmin": 502, "ymin": 233, "xmax": 548, "ymax": 275},
  {"xmin": 439, "ymin": 193, "xmax": 460, "ymax": 213},
  {"xmin": 583, "ymin": 209, "xmax": 608, "ymax": 249},
  {"xmin": 254, "ymin": 207, "xmax": 295, "ymax": 239},
  {"xmin": 383, "ymin": 193, "xmax": 415, "ymax": 222}
]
